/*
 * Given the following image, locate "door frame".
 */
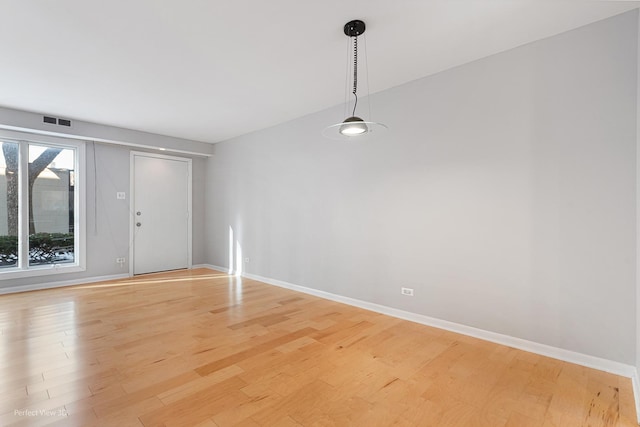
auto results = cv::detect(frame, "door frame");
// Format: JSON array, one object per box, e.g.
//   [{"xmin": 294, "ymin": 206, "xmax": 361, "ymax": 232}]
[{"xmin": 129, "ymin": 151, "xmax": 192, "ymax": 276}]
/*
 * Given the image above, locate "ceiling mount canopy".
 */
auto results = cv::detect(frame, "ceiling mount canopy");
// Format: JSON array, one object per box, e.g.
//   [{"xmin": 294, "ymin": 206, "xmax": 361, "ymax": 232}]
[
  {"xmin": 323, "ymin": 20, "xmax": 387, "ymax": 141},
  {"xmin": 344, "ymin": 19, "xmax": 366, "ymax": 37}
]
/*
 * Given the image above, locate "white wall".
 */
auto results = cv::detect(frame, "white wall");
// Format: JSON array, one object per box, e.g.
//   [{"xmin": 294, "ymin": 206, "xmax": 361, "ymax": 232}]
[{"xmin": 207, "ymin": 11, "xmax": 638, "ymax": 364}]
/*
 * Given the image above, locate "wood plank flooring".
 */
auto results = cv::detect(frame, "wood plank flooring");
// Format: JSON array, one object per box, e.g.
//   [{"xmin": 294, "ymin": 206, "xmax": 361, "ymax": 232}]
[{"xmin": 0, "ymin": 268, "xmax": 637, "ymax": 426}]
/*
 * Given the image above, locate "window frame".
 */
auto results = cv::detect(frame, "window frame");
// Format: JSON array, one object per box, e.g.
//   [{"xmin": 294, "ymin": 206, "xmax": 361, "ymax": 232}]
[{"xmin": 0, "ymin": 130, "xmax": 86, "ymax": 280}]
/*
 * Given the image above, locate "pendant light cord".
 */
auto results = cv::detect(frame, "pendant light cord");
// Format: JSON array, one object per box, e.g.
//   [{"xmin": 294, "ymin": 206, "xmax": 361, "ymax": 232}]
[{"xmin": 352, "ymin": 36, "xmax": 358, "ymax": 117}]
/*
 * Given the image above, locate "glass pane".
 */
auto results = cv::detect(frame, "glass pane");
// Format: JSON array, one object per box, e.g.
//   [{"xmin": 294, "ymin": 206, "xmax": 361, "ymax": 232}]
[
  {"xmin": 0, "ymin": 141, "xmax": 19, "ymax": 268},
  {"xmin": 28, "ymin": 144, "xmax": 75, "ymax": 266}
]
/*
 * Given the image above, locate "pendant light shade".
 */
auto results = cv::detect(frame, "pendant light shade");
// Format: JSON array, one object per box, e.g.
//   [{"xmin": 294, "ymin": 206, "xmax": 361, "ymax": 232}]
[
  {"xmin": 339, "ymin": 116, "xmax": 368, "ymax": 135},
  {"xmin": 323, "ymin": 20, "xmax": 387, "ymax": 140}
]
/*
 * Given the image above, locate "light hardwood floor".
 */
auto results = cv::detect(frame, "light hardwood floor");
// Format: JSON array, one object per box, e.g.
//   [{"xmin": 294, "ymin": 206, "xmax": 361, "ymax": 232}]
[{"xmin": 0, "ymin": 268, "xmax": 637, "ymax": 426}]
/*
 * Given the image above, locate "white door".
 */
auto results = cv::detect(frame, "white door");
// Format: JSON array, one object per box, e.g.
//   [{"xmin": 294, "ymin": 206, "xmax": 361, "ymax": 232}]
[{"xmin": 131, "ymin": 153, "xmax": 191, "ymax": 275}]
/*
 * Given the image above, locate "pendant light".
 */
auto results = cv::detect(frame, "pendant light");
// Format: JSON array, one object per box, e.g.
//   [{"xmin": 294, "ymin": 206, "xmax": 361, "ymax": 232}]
[{"xmin": 323, "ymin": 20, "xmax": 387, "ymax": 140}]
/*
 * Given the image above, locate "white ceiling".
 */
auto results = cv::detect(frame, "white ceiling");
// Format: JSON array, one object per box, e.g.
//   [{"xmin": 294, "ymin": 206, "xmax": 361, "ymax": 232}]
[{"xmin": 0, "ymin": 1, "xmax": 638, "ymax": 143}]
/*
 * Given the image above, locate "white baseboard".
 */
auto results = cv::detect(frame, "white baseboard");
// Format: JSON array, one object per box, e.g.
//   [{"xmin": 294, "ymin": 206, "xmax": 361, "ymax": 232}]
[
  {"xmin": 0, "ymin": 273, "xmax": 130, "ymax": 295},
  {"xmin": 241, "ymin": 270, "xmax": 637, "ymax": 381},
  {"xmin": 192, "ymin": 264, "xmax": 230, "ymax": 273}
]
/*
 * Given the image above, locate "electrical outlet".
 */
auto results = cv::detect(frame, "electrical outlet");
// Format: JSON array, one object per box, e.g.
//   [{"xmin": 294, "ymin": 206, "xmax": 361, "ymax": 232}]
[
  {"xmin": 401, "ymin": 287, "xmax": 414, "ymax": 296},
  {"xmin": 116, "ymin": 192, "xmax": 126, "ymax": 200},
  {"xmin": 116, "ymin": 257, "xmax": 125, "ymax": 264}
]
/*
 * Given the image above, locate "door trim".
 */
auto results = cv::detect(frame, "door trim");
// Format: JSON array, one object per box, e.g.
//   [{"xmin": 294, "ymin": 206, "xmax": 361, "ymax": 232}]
[{"xmin": 129, "ymin": 151, "xmax": 192, "ymax": 276}]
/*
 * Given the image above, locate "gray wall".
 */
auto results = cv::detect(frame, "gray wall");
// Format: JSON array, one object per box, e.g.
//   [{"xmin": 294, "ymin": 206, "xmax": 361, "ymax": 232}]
[
  {"xmin": 82, "ymin": 143, "xmax": 208, "ymax": 277},
  {"xmin": 636, "ymin": 7, "xmax": 640, "ymax": 396},
  {"xmin": 207, "ymin": 11, "xmax": 638, "ymax": 364},
  {"xmin": 0, "ymin": 117, "xmax": 209, "ymax": 289}
]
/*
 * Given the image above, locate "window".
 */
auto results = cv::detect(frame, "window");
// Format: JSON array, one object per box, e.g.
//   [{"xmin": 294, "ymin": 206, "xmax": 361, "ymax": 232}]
[{"xmin": 0, "ymin": 132, "xmax": 85, "ymax": 279}]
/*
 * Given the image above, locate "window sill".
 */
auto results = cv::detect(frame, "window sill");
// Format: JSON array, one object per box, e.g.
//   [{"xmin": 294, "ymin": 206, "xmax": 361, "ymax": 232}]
[{"xmin": 0, "ymin": 264, "xmax": 85, "ymax": 281}]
